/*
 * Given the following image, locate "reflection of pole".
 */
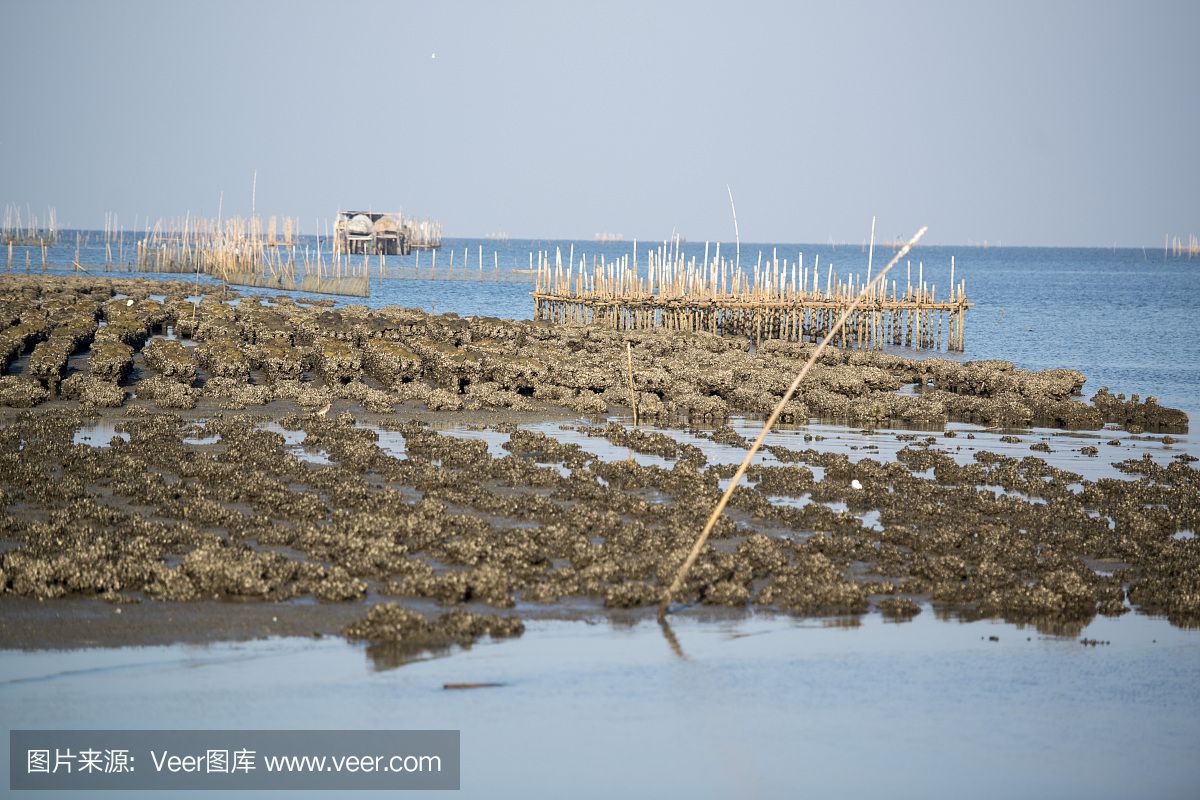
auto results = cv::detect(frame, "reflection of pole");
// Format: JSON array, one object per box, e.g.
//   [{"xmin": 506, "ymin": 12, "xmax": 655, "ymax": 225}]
[{"xmin": 658, "ymin": 615, "xmax": 686, "ymax": 660}]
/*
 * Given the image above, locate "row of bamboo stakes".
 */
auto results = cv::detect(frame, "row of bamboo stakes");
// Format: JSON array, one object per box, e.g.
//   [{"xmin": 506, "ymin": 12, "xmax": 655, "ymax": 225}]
[
  {"xmin": 1, "ymin": 205, "xmax": 57, "ymax": 246},
  {"xmin": 90, "ymin": 213, "xmax": 371, "ymax": 296},
  {"xmin": 4, "ymin": 217, "xmax": 513, "ymax": 292},
  {"xmin": 532, "ymin": 242, "xmax": 973, "ymax": 351},
  {"xmin": 86, "ymin": 213, "xmax": 448, "ymax": 294},
  {"xmin": 404, "ymin": 217, "xmax": 444, "ymax": 249},
  {"xmin": 1165, "ymin": 234, "xmax": 1200, "ymax": 259}
]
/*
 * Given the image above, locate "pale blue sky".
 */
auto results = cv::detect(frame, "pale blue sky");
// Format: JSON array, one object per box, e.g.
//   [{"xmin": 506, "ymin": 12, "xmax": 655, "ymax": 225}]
[{"xmin": 2, "ymin": 0, "xmax": 1197, "ymax": 245}]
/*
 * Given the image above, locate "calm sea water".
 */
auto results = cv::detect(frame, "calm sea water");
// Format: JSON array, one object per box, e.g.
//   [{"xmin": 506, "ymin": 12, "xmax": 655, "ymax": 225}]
[
  {"xmin": 17, "ymin": 233, "xmax": 1200, "ymax": 417},
  {"xmin": 2, "ymin": 613, "xmax": 1198, "ymax": 799}
]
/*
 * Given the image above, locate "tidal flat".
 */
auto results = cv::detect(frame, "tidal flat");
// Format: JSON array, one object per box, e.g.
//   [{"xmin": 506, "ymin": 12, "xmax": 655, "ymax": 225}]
[{"xmin": 0, "ymin": 275, "xmax": 1196, "ymax": 654}]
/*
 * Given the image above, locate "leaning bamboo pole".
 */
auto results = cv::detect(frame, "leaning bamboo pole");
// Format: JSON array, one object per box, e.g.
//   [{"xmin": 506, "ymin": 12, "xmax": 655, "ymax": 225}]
[{"xmin": 658, "ymin": 225, "xmax": 928, "ymax": 617}]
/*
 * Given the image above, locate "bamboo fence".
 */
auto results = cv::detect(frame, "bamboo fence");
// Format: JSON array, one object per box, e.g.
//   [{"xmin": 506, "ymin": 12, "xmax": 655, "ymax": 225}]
[
  {"xmin": 532, "ymin": 243, "xmax": 972, "ymax": 351},
  {"xmin": 117, "ymin": 214, "xmax": 369, "ymax": 296}
]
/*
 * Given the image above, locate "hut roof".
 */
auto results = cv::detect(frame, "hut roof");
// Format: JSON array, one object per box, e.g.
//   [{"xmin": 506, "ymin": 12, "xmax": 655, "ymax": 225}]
[
  {"xmin": 346, "ymin": 214, "xmax": 373, "ymax": 235},
  {"xmin": 373, "ymin": 216, "xmax": 401, "ymax": 234}
]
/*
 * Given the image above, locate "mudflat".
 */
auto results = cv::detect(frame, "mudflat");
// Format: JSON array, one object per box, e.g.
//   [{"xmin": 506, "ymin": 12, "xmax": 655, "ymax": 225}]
[{"xmin": 1, "ymin": 276, "xmax": 1195, "ymax": 660}]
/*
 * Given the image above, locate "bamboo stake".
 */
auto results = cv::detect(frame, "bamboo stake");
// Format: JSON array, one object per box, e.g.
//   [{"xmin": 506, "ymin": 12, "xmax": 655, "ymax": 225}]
[
  {"xmin": 626, "ymin": 341, "xmax": 638, "ymax": 425},
  {"xmin": 658, "ymin": 225, "xmax": 928, "ymax": 616},
  {"xmin": 726, "ymin": 185, "xmax": 740, "ymax": 270},
  {"xmin": 867, "ymin": 215, "xmax": 875, "ymax": 284}
]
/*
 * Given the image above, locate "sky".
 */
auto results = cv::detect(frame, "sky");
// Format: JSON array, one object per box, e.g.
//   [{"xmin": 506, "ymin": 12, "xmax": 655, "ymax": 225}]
[{"xmin": 1, "ymin": 0, "xmax": 1197, "ymax": 246}]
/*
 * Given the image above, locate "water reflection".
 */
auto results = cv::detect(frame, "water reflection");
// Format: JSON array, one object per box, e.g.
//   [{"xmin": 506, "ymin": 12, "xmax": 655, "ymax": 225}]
[
  {"xmin": 364, "ymin": 640, "xmax": 456, "ymax": 672},
  {"xmin": 657, "ymin": 615, "xmax": 687, "ymax": 660}
]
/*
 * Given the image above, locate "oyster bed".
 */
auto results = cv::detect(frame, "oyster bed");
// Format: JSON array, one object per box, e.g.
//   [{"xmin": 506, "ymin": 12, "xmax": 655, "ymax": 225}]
[{"xmin": 0, "ymin": 276, "xmax": 1196, "ymax": 658}]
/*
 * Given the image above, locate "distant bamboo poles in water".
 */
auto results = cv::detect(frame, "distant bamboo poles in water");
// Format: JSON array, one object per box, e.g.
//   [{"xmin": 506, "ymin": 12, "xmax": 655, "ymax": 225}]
[
  {"xmin": 1164, "ymin": 233, "xmax": 1200, "ymax": 259},
  {"xmin": 405, "ymin": 217, "xmax": 443, "ymax": 249},
  {"xmin": 2, "ymin": 205, "xmax": 58, "ymax": 246},
  {"xmin": 375, "ymin": 245, "xmax": 541, "ymax": 284},
  {"xmin": 120, "ymin": 214, "xmax": 368, "ymax": 296},
  {"xmin": 532, "ymin": 240, "xmax": 973, "ymax": 352}
]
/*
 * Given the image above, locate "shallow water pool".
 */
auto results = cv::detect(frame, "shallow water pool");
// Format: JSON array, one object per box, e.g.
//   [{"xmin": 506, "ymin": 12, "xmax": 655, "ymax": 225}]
[{"xmin": 1, "ymin": 610, "xmax": 1197, "ymax": 799}]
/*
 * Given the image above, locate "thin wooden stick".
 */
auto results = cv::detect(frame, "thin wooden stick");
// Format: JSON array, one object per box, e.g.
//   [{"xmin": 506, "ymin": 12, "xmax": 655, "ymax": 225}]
[
  {"xmin": 657, "ymin": 225, "xmax": 928, "ymax": 617},
  {"xmin": 626, "ymin": 341, "xmax": 638, "ymax": 425},
  {"xmin": 726, "ymin": 185, "xmax": 740, "ymax": 270},
  {"xmin": 866, "ymin": 215, "xmax": 876, "ymax": 284}
]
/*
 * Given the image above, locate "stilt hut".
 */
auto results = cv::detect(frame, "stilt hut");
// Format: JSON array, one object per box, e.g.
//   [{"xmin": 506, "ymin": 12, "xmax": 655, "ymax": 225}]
[{"xmin": 334, "ymin": 211, "xmax": 409, "ymax": 255}]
